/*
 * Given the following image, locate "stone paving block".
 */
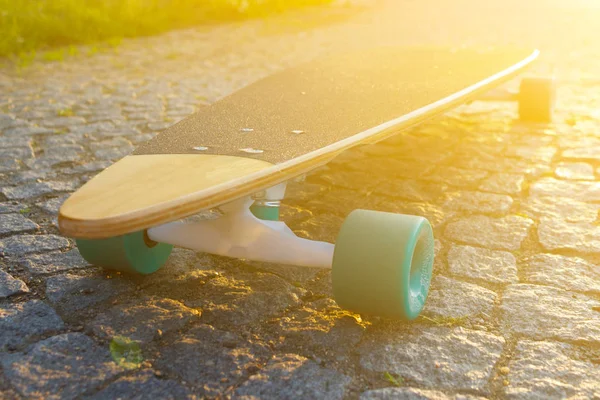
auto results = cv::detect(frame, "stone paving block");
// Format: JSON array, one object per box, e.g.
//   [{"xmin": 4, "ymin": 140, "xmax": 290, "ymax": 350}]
[
  {"xmin": 0, "ymin": 158, "xmax": 20, "ymax": 172},
  {"xmin": 130, "ymin": 132, "xmax": 156, "ymax": 144},
  {"xmin": 0, "ymin": 300, "xmax": 64, "ymax": 350},
  {"xmin": 0, "ymin": 146, "xmax": 34, "ymax": 159},
  {"xmin": 40, "ymin": 116, "xmax": 86, "ymax": 128},
  {"xmin": 0, "ymin": 202, "xmax": 23, "ymax": 213},
  {"xmin": 7, "ymin": 169, "xmax": 56, "ymax": 185},
  {"xmin": 424, "ymin": 167, "xmax": 488, "ymax": 188},
  {"xmin": 45, "ymin": 134, "xmax": 87, "ymax": 146},
  {"xmin": 0, "ymin": 270, "xmax": 29, "ymax": 298},
  {"xmin": 2, "ymin": 182, "xmax": 52, "ymax": 200},
  {"xmin": 520, "ymin": 195, "xmax": 599, "ymax": 223},
  {"xmin": 0, "ymin": 114, "xmax": 21, "ymax": 130},
  {"xmin": 558, "ymin": 135, "xmax": 600, "ymax": 150},
  {"xmin": 449, "ymin": 142, "xmax": 506, "ymax": 161},
  {"xmin": 0, "ymin": 136, "xmax": 32, "ymax": 148},
  {"xmin": 555, "ymin": 161, "xmax": 595, "ymax": 180},
  {"xmin": 19, "ymin": 249, "xmax": 88, "ymax": 275},
  {"xmin": 382, "ymin": 201, "xmax": 448, "ymax": 228},
  {"xmin": 359, "ymin": 326, "xmax": 504, "ymax": 392},
  {"xmin": 500, "ymin": 284, "xmax": 600, "ymax": 344},
  {"xmin": 457, "ymin": 155, "xmax": 550, "ymax": 176},
  {"xmin": 445, "ymin": 215, "xmax": 533, "ymax": 251},
  {"xmin": 89, "ymin": 297, "xmax": 201, "ymax": 344},
  {"xmin": 245, "ymin": 258, "xmax": 321, "ymax": 286},
  {"xmin": 126, "ymin": 112, "xmax": 151, "ymax": 120},
  {"xmin": 521, "ymin": 253, "xmax": 600, "ymax": 295},
  {"xmin": 447, "ymin": 245, "xmax": 517, "ymax": 284},
  {"xmin": 0, "ymin": 387, "xmax": 20, "ymax": 400},
  {"xmin": 155, "ymin": 324, "xmax": 270, "ymax": 397},
  {"xmin": 86, "ymin": 369, "xmax": 194, "ymax": 400},
  {"xmin": 93, "ymin": 147, "xmax": 134, "ymax": 161},
  {"xmin": 300, "ymin": 187, "xmax": 381, "ymax": 219},
  {"xmin": 277, "ymin": 300, "xmax": 365, "ymax": 359},
  {"xmin": 0, "ymin": 213, "xmax": 39, "ymax": 235},
  {"xmin": 233, "ymin": 354, "xmax": 352, "ymax": 399},
  {"xmin": 478, "ymin": 173, "xmax": 524, "ymax": 195},
  {"xmin": 423, "ymin": 276, "xmax": 496, "ymax": 322},
  {"xmin": 1, "ymin": 181, "xmax": 76, "ymax": 200},
  {"xmin": 183, "ymin": 271, "xmax": 302, "ymax": 327},
  {"xmin": 46, "ymin": 274, "xmax": 134, "ymax": 312},
  {"xmin": 36, "ymin": 195, "xmax": 68, "ymax": 215},
  {"xmin": 505, "ymin": 340, "xmax": 600, "ymax": 399},
  {"xmin": 68, "ymin": 121, "xmax": 115, "ymax": 135},
  {"xmin": 504, "ymin": 145, "xmax": 557, "ymax": 162},
  {"xmin": 88, "ymin": 137, "xmax": 133, "ymax": 152},
  {"xmin": 0, "ymin": 234, "xmax": 70, "ymax": 256},
  {"xmin": 562, "ymin": 145, "xmax": 600, "ymax": 160},
  {"xmin": 318, "ymin": 169, "xmax": 382, "ymax": 192},
  {"xmin": 374, "ymin": 179, "xmax": 448, "ymax": 203},
  {"xmin": 538, "ymin": 218, "xmax": 600, "ymax": 253},
  {"xmin": 347, "ymin": 157, "xmax": 435, "ymax": 180},
  {"xmin": 25, "ymin": 144, "xmax": 85, "ymax": 169},
  {"xmin": 1, "ymin": 333, "xmax": 122, "ymax": 400},
  {"xmin": 139, "ymin": 247, "xmax": 219, "ymax": 285},
  {"xmin": 530, "ymin": 177, "xmax": 600, "ymax": 202},
  {"xmin": 93, "ymin": 125, "xmax": 140, "ymax": 138},
  {"xmin": 87, "ymin": 113, "xmax": 125, "ymax": 124},
  {"xmin": 294, "ymin": 213, "xmax": 344, "ymax": 244},
  {"xmin": 360, "ymin": 388, "xmax": 487, "ymax": 400},
  {"xmin": 3, "ymin": 126, "xmax": 54, "ymax": 136},
  {"xmin": 15, "ymin": 109, "xmax": 53, "ymax": 120},
  {"xmin": 442, "ymin": 191, "xmax": 513, "ymax": 214},
  {"xmin": 148, "ymin": 121, "xmax": 173, "ymax": 131},
  {"xmin": 60, "ymin": 161, "xmax": 111, "ymax": 175}
]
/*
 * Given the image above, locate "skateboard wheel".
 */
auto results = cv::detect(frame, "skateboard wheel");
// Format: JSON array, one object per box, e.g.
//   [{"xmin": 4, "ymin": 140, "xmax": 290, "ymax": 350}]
[
  {"xmin": 250, "ymin": 203, "xmax": 280, "ymax": 221},
  {"xmin": 76, "ymin": 231, "xmax": 173, "ymax": 275},
  {"xmin": 332, "ymin": 210, "xmax": 434, "ymax": 320},
  {"xmin": 518, "ymin": 77, "xmax": 555, "ymax": 122}
]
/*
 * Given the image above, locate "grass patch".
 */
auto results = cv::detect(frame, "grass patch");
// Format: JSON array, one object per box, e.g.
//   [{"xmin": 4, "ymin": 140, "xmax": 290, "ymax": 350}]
[
  {"xmin": 57, "ymin": 108, "xmax": 74, "ymax": 117},
  {"xmin": 384, "ymin": 371, "xmax": 403, "ymax": 387},
  {"xmin": 109, "ymin": 336, "xmax": 143, "ymax": 369},
  {"xmin": 0, "ymin": 0, "xmax": 334, "ymax": 58}
]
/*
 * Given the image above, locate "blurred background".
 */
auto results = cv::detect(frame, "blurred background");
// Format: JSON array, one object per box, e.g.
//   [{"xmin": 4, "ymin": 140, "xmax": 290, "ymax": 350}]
[{"xmin": 0, "ymin": 0, "xmax": 337, "ymax": 58}]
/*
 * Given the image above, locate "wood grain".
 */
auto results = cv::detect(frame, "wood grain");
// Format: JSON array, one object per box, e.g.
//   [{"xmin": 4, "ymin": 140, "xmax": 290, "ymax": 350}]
[{"xmin": 59, "ymin": 154, "xmax": 273, "ymax": 237}]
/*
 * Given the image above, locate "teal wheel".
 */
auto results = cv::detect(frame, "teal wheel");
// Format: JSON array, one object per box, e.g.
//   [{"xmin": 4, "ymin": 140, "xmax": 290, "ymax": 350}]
[
  {"xmin": 76, "ymin": 230, "xmax": 173, "ymax": 275},
  {"xmin": 518, "ymin": 77, "xmax": 555, "ymax": 122},
  {"xmin": 250, "ymin": 201, "xmax": 280, "ymax": 221},
  {"xmin": 332, "ymin": 210, "xmax": 434, "ymax": 320}
]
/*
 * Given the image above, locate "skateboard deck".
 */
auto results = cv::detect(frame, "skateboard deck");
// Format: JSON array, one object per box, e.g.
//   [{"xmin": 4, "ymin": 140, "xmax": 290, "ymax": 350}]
[{"xmin": 59, "ymin": 47, "xmax": 538, "ymax": 239}]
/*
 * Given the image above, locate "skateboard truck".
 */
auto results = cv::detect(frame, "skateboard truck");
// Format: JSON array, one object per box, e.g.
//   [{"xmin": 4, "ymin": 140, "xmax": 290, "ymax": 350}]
[
  {"xmin": 147, "ymin": 183, "xmax": 335, "ymax": 268},
  {"xmin": 250, "ymin": 182, "xmax": 288, "ymax": 221}
]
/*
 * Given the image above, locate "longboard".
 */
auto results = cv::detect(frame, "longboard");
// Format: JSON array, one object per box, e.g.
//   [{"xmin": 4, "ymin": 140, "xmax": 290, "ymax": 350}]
[
  {"xmin": 59, "ymin": 47, "xmax": 540, "ymax": 238},
  {"xmin": 57, "ymin": 47, "xmax": 551, "ymax": 320}
]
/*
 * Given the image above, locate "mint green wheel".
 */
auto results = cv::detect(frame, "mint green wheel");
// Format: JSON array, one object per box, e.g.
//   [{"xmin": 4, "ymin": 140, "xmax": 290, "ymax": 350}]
[
  {"xmin": 332, "ymin": 210, "xmax": 434, "ymax": 320},
  {"xmin": 518, "ymin": 77, "xmax": 555, "ymax": 122},
  {"xmin": 251, "ymin": 201, "xmax": 280, "ymax": 221},
  {"xmin": 76, "ymin": 231, "xmax": 173, "ymax": 275}
]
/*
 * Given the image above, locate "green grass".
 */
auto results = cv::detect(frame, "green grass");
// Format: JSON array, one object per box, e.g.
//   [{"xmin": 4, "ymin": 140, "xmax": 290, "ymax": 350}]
[
  {"xmin": 384, "ymin": 371, "xmax": 403, "ymax": 387},
  {"xmin": 0, "ymin": 0, "xmax": 334, "ymax": 58},
  {"xmin": 109, "ymin": 336, "xmax": 143, "ymax": 369}
]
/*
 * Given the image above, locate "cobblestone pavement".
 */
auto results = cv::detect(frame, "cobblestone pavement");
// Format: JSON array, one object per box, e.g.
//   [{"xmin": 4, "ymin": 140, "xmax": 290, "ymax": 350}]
[{"xmin": 2, "ymin": 0, "xmax": 600, "ymax": 398}]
